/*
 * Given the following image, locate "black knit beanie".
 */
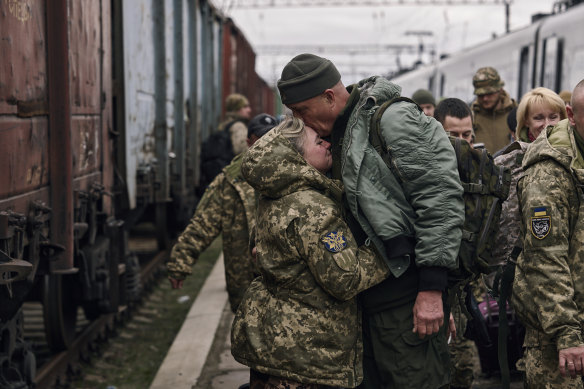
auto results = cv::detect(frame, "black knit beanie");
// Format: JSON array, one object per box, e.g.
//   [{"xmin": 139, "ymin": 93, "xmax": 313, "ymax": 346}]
[
  {"xmin": 412, "ymin": 89, "xmax": 436, "ymax": 107},
  {"xmin": 277, "ymin": 53, "xmax": 341, "ymax": 105},
  {"xmin": 247, "ymin": 113, "xmax": 277, "ymax": 138}
]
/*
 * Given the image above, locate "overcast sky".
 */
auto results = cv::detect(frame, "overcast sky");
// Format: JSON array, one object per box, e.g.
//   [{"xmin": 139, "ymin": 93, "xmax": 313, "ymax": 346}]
[{"xmin": 218, "ymin": 0, "xmax": 559, "ymax": 85}]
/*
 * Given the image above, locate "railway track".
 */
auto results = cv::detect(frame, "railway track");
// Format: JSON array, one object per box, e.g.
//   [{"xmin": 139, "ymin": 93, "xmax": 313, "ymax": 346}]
[{"xmin": 23, "ymin": 247, "xmax": 168, "ymax": 389}]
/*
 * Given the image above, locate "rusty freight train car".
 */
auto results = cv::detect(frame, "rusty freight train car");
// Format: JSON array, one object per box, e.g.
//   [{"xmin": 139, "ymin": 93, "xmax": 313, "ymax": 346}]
[{"xmin": 0, "ymin": 0, "xmax": 274, "ymax": 387}]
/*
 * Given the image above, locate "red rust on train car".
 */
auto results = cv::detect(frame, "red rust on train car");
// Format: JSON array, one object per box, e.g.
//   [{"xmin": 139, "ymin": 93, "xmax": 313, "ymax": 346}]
[
  {"xmin": 0, "ymin": 118, "xmax": 49, "ymax": 199},
  {"xmin": 0, "ymin": 0, "xmax": 47, "ymax": 115},
  {"xmin": 71, "ymin": 118, "xmax": 101, "ymax": 175},
  {"xmin": 0, "ymin": 1, "xmax": 51, "ymax": 210},
  {"xmin": 47, "ymin": 0, "xmax": 74, "ymax": 271},
  {"xmin": 69, "ymin": 1, "xmax": 102, "ymax": 114}
]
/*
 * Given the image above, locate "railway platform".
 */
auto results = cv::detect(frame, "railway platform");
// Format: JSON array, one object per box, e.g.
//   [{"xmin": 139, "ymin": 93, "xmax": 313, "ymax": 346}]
[{"xmin": 150, "ymin": 254, "xmax": 249, "ymax": 389}]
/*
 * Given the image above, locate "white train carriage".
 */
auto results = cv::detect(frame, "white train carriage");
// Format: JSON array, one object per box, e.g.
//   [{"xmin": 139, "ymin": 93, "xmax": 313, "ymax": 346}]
[{"xmin": 391, "ymin": 3, "xmax": 584, "ymax": 102}]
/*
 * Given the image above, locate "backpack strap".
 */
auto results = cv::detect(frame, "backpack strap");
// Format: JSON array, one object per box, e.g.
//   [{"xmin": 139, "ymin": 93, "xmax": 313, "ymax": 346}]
[
  {"xmin": 369, "ymin": 96, "xmax": 423, "ymax": 185},
  {"xmin": 222, "ymin": 119, "xmax": 238, "ymax": 133},
  {"xmin": 488, "ymin": 237, "xmax": 522, "ymax": 389}
]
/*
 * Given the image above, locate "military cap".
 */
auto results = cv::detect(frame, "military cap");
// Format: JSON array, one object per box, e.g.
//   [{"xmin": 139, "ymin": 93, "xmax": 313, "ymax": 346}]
[
  {"xmin": 277, "ymin": 53, "xmax": 341, "ymax": 105},
  {"xmin": 412, "ymin": 89, "xmax": 436, "ymax": 106},
  {"xmin": 559, "ymin": 90, "xmax": 572, "ymax": 105},
  {"xmin": 247, "ymin": 113, "xmax": 277, "ymax": 138},
  {"xmin": 225, "ymin": 93, "xmax": 250, "ymax": 112},
  {"xmin": 473, "ymin": 67, "xmax": 504, "ymax": 95}
]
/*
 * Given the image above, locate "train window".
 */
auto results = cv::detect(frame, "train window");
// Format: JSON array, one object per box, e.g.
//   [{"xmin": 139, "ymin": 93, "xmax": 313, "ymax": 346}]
[
  {"xmin": 555, "ymin": 39, "xmax": 564, "ymax": 92},
  {"xmin": 428, "ymin": 74, "xmax": 436, "ymax": 94},
  {"xmin": 518, "ymin": 46, "xmax": 530, "ymax": 98},
  {"xmin": 541, "ymin": 36, "xmax": 563, "ymax": 92}
]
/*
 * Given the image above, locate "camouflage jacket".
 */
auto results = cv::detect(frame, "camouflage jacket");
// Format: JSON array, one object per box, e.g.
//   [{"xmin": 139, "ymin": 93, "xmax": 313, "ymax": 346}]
[
  {"xmin": 471, "ymin": 89, "xmax": 517, "ymax": 154},
  {"xmin": 491, "ymin": 141, "xmax": 530, "ymax": 271},
  {"xmin": 233, "ymin": 129, "xmax": 389, "ymax": 387},
  {"xmin": 512, "ymin": 119, "xmax": 584, "ymax": 349},
  {"xmin": 167, "ymin": 153, "xmax": 257, "ymax": 312}
]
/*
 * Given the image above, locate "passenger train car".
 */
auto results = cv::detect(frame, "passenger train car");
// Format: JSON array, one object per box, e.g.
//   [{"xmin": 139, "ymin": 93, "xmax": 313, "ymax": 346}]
[
  {"xmin": 0, "ymin": 0, "xmax": 274, "ymax": 386},
  {"xmin": 390, "ymin": 2, "xmax": 584, "ymax": 103}
]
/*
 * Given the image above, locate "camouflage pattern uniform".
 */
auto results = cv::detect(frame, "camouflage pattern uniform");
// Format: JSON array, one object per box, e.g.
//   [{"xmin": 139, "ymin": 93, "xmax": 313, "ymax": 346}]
[
  {"xmin": 490, "ymin": 141, "xmax": 530, "ymax": 277},
  {"xmin": 167, "ymin": 153, "xmax": 257, "ymax": 312},
  {"xmin": 471, "ymin": 67, "xmax": 517, "ymax": 154},
  {"xmin": 449, "ymin": 291, "xmax": 479, "ymax": 389},
  {"xmin": 512, "ymin": 119, "xmax": 584, "ymax": 388},
  {"xmin": 232, "ymin": 129, "xmax": 389, "ymax": 388}
]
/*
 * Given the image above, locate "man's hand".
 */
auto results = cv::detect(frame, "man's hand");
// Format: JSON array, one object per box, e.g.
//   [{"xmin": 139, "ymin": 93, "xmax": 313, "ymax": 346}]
[
  {"xmin": 169, "ymin": 277, "xmax": 184, "ymax": 289},
  {"xmin": 559, "ymin": 346, "xmax": 584, "ymax": 378},
  {"xmin": 412, "ymin": 290, "xmax": 444, "ymax": 338}
]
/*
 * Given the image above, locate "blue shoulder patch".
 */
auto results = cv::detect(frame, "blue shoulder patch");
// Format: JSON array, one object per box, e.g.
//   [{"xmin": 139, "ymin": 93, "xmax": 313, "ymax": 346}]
[{"xmin": 321, "ymin": 231, "xmax": 347, "ymax": 253}]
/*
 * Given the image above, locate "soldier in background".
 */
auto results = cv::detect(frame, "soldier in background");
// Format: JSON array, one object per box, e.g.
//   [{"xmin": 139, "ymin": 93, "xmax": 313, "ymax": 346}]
[
  {"xmin": 167, "ymin": 113, "xmax": 277, "ymax": 313},
  {"xmin": 412, "ymin": 88, "xmax": 436, "ymax": 117},
  {"xmin": 434, "ymin": 97, "xmax": 479, "ymax": 389},
  {"xmin": 560, "ymin": 90, "xmax": 573, "ymax": 106},
  {"xmin": 512, "ymin": 79, "xmax": 584, "ymax": 388},
  {"xmin": 221, "ymin": 93, "xmax": 253, "ymax": 155},
  {"xmin": 470, "ymin": 67, "xmax": 517, "ymax": 154},
  {"xmin": 434, "ymin": 97, "xmax": 474, "ymax": 146},
  {"xmin": 198, "ymin": 93, "xmax": 253, "ymax": 196},
  {"xmin": 492, "ymin": 88, "xmax": 567, "ymax": 276}
]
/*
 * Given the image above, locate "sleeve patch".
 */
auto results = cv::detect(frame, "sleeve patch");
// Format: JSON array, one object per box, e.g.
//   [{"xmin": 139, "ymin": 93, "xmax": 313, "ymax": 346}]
[
  {"xmin": 321, "ymin": 231, "xmax": 347, "ymax": 253},
  {"xmin": 530, "ymin": 207, "xmax": 551, "ymax": 239}
]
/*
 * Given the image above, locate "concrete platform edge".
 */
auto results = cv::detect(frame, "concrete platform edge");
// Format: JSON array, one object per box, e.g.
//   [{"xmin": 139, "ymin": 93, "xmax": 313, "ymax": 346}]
[{"xmin": 150, "ymin": 253, "xmax": 228, "ymax": 389}]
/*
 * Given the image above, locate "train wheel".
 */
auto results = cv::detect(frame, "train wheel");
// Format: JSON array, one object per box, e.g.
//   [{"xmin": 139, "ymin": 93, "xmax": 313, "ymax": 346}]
[{"xmin": 42, "ymin": 274, "xmax": 77, "ymax": 352}]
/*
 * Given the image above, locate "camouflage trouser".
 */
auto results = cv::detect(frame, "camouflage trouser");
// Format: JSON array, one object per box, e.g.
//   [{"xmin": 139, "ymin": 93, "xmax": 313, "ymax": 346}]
[
  {"xmin": 358, "ymin": 297, "xmax": 451, "ymax": 389},
  {"xmin": 448, "ymin": 295, "xmax": 478, "ymax": 389},
  {"xmin": 249, "ymin": 370, "xmax": 339, "ymax": 389},
  {"xmin": 524, "ymin": 345, "xmax": 584, "ymax": 389}
]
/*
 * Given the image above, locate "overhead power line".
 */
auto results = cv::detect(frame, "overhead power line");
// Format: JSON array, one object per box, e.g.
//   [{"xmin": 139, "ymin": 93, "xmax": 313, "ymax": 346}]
[
  {"xmin": 232, "ymin": 0, "xmax": 513, "ymax": 8},
  {"xmin": 231, "ymin": 0, "xmax": 514, "ymax": 32},
  {"xmin": 255, "ymin": 43, "xmax": 432, "ymax": 55}
]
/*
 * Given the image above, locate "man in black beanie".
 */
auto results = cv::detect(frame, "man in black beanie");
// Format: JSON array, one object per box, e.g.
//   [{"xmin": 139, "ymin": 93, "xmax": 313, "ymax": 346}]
[
  {"xmin": 412, "ymin": 88, "xmax": 437, "ymax": 117},
  {"xmin": 278, "ymin": 53, "xmax": 464, "ymax": 389}
]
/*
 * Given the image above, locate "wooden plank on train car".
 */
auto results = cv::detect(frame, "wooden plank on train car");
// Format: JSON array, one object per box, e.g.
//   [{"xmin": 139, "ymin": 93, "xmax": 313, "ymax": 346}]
[
  {"xmin": 0, "ymin": 118, "xmax": 49, "ymax": 200},
  {"xmin": 71, "ymin": 117, "xmax": 102, "ymax": 176},
  {"xmin": 69, "ymin": 1, "xmax": 102, "ymax": 115},
  {"xmin": 0, "ymin": 0, "xmax": 47, "ymax": 115}
]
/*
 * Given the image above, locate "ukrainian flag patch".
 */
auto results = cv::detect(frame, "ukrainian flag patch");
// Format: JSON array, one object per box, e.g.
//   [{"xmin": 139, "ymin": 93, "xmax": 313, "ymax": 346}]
[
  {"xmin": 531, "ymin": 206, "xmax": 551, "ymax": 240},
  {"xmin": 533, "ymin": 207, "xmax": 548, "ymax": 217},
  {"xmin": 322, "ymin": 231, "xmax": 347, "ymax": 253}
]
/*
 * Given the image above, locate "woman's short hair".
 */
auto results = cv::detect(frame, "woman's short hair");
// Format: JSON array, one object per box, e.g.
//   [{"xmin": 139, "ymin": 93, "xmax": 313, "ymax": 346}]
[
  {"xmin": 516, "ymin": 87, "xmax": 567, "ymax": 135},
  {"xmin": 275, "ymin": 116, "xmax": 306, "ymax": 155}
]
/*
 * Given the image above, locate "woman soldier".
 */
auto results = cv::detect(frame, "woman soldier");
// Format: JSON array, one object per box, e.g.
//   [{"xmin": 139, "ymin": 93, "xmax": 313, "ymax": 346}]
[{"xmin": 231, "ymin": 116, "xmax": 389, "ymax": 389}]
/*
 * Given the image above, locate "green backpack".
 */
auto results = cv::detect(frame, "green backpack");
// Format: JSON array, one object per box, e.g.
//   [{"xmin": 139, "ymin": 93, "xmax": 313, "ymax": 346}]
[{"xmin": 369, "ymin": 97, "xmax": 512, "ymax": 286}]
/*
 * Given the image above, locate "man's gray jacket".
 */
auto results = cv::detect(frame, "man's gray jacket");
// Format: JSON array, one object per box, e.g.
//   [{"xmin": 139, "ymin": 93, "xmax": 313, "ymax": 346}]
[{"xmin": 335, "ymin": 76, "xmax": 464, "ymax": 290}]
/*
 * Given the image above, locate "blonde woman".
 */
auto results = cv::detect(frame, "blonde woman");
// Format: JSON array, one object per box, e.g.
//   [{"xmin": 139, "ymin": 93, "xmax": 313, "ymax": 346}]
[{"xmin": 515, "ymin": 87, "xmax": 567, "ymax": 143}]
